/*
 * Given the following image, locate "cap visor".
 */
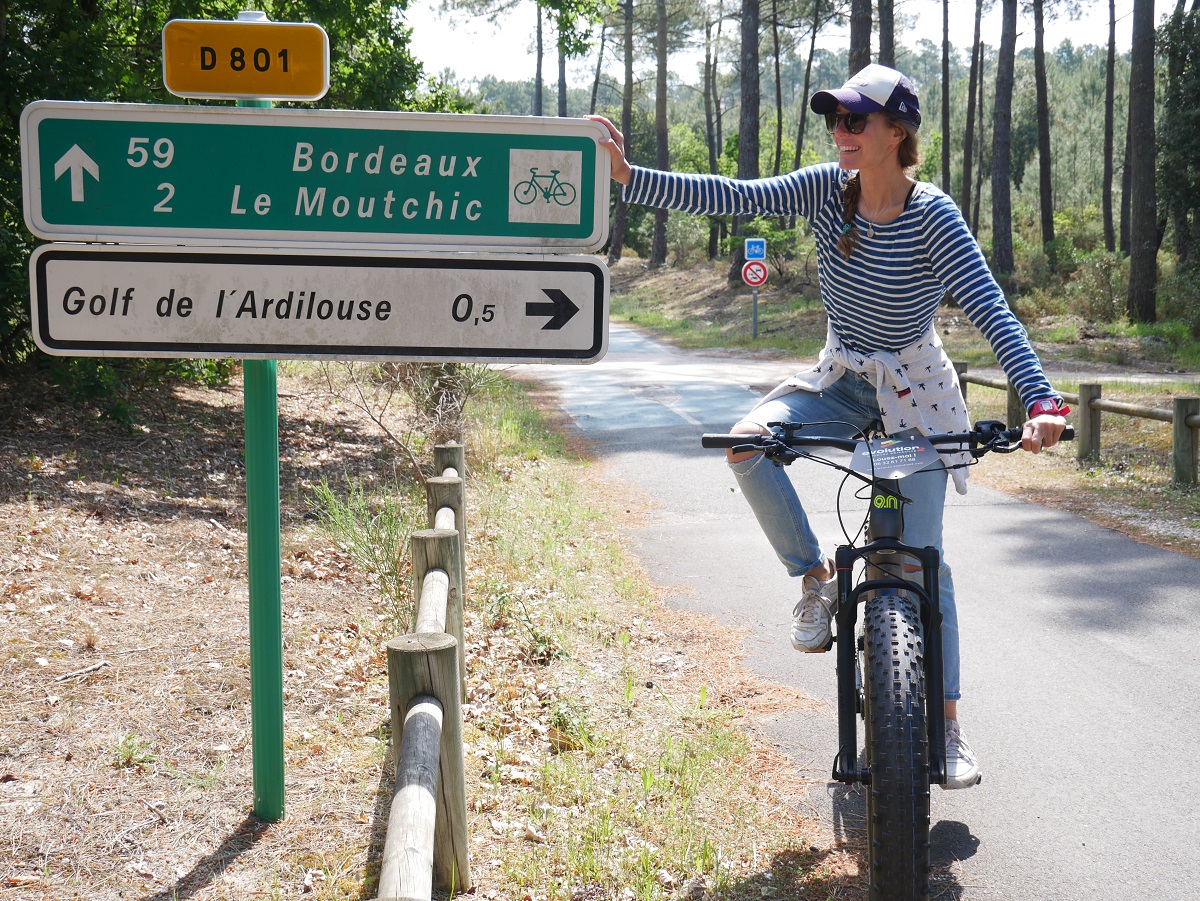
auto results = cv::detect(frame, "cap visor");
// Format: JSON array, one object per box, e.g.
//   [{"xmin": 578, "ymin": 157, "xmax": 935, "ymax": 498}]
[{"xmin": 810, "ymin": 88, "xmax": 884, "ymax": 115}]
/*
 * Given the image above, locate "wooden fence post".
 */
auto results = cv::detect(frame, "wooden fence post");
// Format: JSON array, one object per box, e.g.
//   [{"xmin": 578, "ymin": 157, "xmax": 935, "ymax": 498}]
[
  {"xmin": 1006, "ymin": 381, "xmax": 1024, "ymax": 430},
  {"xmin": 427, "ymin": 476, "xmax": 464, "ymax": 537},
  {"xmin": 953, "ymin": 361, "xmax": 968, "ymax": 401},
  {"xmin": 425, "ymin": 477, "xmax": 466, "ymax": 700},
  {"xmin": 1173, "ymin": 397, "xmax": 1200, "ymax": 487},
  {"xmin": 433, "ymin": 443, "xmax": 465, "ymax": 480},
  {"xmin": 378, "ymin": 696, "xmax": 443, "ymax": 901},
  {"xmin": 386, "ymin": 633, "xmax": 471, "ymax": 894},
  {"xmin": 1078, "ymin": 383, "xmax": 1103, "ymax": 462},
  {"xmin": 410, "ymin": 529, "xmax": 465, "ymax": 699}
]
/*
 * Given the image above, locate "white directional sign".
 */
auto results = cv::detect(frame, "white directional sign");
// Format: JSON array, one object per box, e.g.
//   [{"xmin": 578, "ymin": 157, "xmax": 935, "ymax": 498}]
[{"xmin": 30, "ymin": 244, "xmax": 608, "ymax": 363}]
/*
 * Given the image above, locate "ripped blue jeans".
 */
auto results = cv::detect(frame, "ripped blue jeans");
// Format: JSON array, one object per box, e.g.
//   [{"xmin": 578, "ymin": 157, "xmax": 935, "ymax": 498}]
[{"xmin": 729, "ymin": 370, "xmax": 961, "ymax": 701}]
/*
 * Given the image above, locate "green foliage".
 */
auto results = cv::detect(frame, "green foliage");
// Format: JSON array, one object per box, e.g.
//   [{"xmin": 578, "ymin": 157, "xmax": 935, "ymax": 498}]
[
  {"xmin": 915, "ymin": 130, "xmax": 942, "ymax": 184},
  {"xmin": 112, "ymin": 732, "xmax": 156, "ymax": 771},
  {"xmin": 598, "ymin": 103, "xmax": 656, "ymax": 257},
  {"xmin": 307, "ymin": 476, "xmax": 425, "ymax": 632},
  {"xmin": 1158, "ymin": 8, "xmax": 1200, "ymax": 258},
  {"xmin": 1158, "ymin": 261, "xmax": 1200, "ymax": 338},
  {"xmin": 735, "ymin": 217, "xmax": 799, "ymax": 280},
  {"xmin": 1063, "ymin": 250, "xmax": 1129, "ymax": 323},
  {"xmin": 39, "ymin": 356, "xmax": 237, "ymax": 428},
  {"xmin": 667, "ymin": 122, "xmax": 709, "ymax": 174},
  {"xmin": 545, "ymin": 0, "xmax": 617, "ymax": 58},
  {"xmin": 665, "ymin": 210, "xmax": 709, "ymax": 267}
]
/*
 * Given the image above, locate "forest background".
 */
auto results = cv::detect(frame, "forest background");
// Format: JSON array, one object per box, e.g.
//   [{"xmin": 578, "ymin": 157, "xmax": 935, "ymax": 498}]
[{"xmin": 1, "ymin": 0, "xmax": 1199, "ymax": 412}]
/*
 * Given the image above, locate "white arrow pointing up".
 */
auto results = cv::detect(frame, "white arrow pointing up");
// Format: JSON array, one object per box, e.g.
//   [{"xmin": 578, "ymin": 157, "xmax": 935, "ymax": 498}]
[{"xmin": 53, "ymin": 145, "xmax": 100, "ymax": 202}]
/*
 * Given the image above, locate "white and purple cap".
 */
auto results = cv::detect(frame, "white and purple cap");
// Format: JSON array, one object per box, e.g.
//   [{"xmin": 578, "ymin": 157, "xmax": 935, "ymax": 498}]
[{"xmin": 810, "ymin": 64, "xmax": 922, "ymax": 130}]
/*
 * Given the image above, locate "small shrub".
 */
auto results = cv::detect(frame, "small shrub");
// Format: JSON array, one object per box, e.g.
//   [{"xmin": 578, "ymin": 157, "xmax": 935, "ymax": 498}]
[
  {"xmin": 1158, "ymin": 262, "xmax": 1200, "ymax": 337},
  {"xmin": 307, "ymin": 477, "xmax": 424, "ymax": 630},
  {"xmin": 666, "ymin": 210, "xmax": 709, "ymax": 267},
  {"xmin": 1064, "ymin": 250, "xmax": 1129, "ymax": 323}
]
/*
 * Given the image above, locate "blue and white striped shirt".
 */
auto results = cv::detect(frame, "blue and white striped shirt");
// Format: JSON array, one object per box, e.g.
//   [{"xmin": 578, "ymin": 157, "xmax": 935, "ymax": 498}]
[{"xmin": 624, "ymin": 162, "xmax": 1058, "ymax": 410}]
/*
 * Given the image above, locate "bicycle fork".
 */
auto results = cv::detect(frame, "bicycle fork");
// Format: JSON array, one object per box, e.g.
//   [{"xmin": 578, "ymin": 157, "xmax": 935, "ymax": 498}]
[{"xmin": 831, "ymin": 478, "xmax": 947, "ymax": 787}]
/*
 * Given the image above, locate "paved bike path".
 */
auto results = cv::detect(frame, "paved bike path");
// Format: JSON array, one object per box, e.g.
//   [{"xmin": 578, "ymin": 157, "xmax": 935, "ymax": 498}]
[{"xmin": 516, "ymin": 324, "xmax": 1200, "ymax": 900}]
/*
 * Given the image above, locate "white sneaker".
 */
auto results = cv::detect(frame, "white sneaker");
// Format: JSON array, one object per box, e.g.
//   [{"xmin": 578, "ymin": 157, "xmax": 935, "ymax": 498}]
[
  {"xmin": 790, "ymin": 576, "xmax": 833, "ymax": 652},
  {"xmin": 942, "ymin": 719, "xmax": 982, "ymax": 789}
]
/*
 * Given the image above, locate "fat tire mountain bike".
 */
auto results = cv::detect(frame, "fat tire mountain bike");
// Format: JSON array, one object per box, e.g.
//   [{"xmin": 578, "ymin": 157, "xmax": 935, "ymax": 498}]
[{"xmin": 702, "ymin": 419, "xmax": 1072, "ymax": 900}]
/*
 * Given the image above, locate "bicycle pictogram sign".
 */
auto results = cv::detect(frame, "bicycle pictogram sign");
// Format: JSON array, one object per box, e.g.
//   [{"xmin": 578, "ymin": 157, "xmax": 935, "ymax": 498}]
[
  {"xmin": 742, "ymin": 260, "xmax": 769, "ymax": 287},
  {"xmin": 513, "ymin": 168, "xmax": 578, "ymax": 207}
]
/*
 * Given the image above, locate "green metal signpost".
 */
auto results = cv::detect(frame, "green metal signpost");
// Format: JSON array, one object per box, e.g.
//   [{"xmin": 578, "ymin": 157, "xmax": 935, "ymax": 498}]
[{"xmin": 21, "ymin": 101, "xmax": 609, "ymax": 251}]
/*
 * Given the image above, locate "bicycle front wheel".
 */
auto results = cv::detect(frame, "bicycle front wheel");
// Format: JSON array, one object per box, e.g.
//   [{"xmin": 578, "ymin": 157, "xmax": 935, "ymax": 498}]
[{"xmin": 862, "ymin": 590, "xmax": 930, "ymax": 899}]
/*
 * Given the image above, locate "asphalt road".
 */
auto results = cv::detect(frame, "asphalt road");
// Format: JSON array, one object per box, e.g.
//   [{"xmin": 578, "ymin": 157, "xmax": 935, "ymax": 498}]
[{"xmin": 515, "ymin": 324, "xmax": 1200, "ymax": 900}]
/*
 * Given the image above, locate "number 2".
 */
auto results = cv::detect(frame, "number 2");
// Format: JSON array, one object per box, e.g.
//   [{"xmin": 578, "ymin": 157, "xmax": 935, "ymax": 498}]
[{"xmin": 154, "ymin": 183, "xmax": 174, "ymax": 213}]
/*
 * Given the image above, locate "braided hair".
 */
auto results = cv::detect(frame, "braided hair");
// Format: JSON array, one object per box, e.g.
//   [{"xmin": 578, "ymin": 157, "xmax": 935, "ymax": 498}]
[{"xmin": 835, "ymin": 117, "xmax": 922, "ymax": 260}]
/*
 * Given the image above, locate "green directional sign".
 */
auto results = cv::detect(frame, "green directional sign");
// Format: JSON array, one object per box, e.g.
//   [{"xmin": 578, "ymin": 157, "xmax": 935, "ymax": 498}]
[{"xmin": 21, "ymin": 101, "xmax": 609, "ymax": 251}]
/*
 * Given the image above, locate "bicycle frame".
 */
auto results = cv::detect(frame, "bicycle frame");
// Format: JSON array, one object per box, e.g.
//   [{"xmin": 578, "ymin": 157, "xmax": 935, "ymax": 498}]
[{"xmin": 832, "ymin": 476, "xmax": 947, "ymax": 787}]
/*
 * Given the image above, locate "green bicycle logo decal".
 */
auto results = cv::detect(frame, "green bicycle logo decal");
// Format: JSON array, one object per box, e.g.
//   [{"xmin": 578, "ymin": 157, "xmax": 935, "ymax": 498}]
[{"xmin": 513, "ymin": 168, "xmax": 578, "ymax": 207}]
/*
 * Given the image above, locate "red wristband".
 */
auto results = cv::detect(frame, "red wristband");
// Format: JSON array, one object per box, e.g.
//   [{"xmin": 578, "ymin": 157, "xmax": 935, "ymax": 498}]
[{"xmin": 1028, "ymin": 398, "xmax": 1071, "ymax": 418}]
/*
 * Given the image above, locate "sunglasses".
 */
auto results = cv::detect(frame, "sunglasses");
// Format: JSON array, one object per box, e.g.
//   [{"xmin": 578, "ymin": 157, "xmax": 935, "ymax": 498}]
[{"xmin": 824, "ymin": 112, "xmax": 873, "ymax": 134}]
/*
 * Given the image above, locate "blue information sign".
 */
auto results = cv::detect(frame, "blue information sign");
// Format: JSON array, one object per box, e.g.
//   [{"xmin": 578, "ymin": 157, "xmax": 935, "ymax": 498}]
[{"xmin": 744, "ymin": 237, "xmax": 767, "ymax": 260}]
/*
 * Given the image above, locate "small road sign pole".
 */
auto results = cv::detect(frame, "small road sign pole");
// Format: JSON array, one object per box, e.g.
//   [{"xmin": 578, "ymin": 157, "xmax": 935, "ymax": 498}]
[
  {"xmin": 239, "ymin": 93, "xmax": 285, "ymax": 825},
  {"xmin": 740, "ymin": 259, "xmax": 768, "ymax": 340}
]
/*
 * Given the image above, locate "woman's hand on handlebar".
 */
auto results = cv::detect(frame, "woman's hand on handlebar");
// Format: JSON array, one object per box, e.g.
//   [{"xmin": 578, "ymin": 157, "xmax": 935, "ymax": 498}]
[
  {"xmin": 584, "ymin": 115, "xmax": 632, "ymax": 186},
  {"xmin": 1022, "ymin": 414, "xmax": 1067, "ymax": 454}
]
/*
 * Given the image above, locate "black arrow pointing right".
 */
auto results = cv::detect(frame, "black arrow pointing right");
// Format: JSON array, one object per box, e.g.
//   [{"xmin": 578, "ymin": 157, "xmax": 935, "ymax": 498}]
[{"xmin": 526, "ymin": 288, "xmax": 579, "ymax": 330}]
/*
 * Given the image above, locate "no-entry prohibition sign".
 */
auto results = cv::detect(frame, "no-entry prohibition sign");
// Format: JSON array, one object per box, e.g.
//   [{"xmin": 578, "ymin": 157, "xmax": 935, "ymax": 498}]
[{"xmin": 742, "ymin": 260, "xmax": 768, "ymax": 287}]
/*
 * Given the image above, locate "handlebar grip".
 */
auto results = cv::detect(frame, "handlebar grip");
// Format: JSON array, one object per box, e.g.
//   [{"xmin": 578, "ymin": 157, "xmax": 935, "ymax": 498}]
[
  {"xmin": 701, "ymin": 434, "xmax": 748, "ymax": 448},
  {"xmin": 1062, "ymin": 427, "xmax": 1075, "ymax": 441}
]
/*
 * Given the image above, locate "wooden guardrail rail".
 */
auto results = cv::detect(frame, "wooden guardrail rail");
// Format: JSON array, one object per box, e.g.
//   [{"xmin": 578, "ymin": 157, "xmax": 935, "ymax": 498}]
[
  {"xmin": 375, "ymin": 443, "xmax": 472, "ymax": 901},
  {"xmin": 954, "ymin": 363, "xmax": 1200, "ymax": 487}
]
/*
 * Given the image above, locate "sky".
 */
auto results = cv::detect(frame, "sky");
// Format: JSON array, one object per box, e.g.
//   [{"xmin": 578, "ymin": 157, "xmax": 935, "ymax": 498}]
[{"xmin": 405, "ymin": 0, "xmax": 1142, "ymax": 87}]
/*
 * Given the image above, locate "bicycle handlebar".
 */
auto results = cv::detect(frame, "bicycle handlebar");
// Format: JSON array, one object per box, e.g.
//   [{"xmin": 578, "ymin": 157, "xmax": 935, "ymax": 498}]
[{"xmin": 701, "ymin": 421, "xmax": 1075, "ymax": 461}]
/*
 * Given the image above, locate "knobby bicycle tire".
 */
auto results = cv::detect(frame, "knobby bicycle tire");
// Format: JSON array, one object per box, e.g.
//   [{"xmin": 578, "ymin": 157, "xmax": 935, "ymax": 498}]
[{"xmin": 862, "ymin": 591, "xmax": 931, "ymax": 900}]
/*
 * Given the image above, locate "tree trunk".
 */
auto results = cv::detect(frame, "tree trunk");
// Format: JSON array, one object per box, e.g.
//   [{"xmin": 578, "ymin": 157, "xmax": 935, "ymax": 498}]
[
  {"xmin": 1103, "ymin": 0, "xmax": 1116, "ymax": 252},
  {"xmin": 737, "ymin": 0, "xmax": 761, "ymax": 178},
  {"xmin": 1127, "ymin": 0, "xmax": 1158, "ymax": 323},
  {"xmin": 1033, "ymin": 0, "xmax": 1056, "ymax": 263},
  {"xmin": 849, "ymin": 0, "xmax": 871, "ymax": 74},
  {"xmin": 878, "ymin": 0, "xmax": 894, "ymax": 67},
  {"xmin": 728, "ymin": 0, "xmax": 761, "ymax": 281},
  {"xmin": 941, "ymin": 0, "xmax": 951, "ymax": 193},
  {"xmin": 973, "ymin": 46, "xmax": 987, "ymax": 235},
  {"xmin": 705, "ymin": 19, "xmax": 720, "ymax": 258},
  {"xmin": 651, "ymin": 0, "xmax": 669, "ymax": 268},
  {"xmin": 1165, "ymin": 0, "xmax": 1192, "ymax": 264},
  {"xmin": 793, "ymin": 0, "xmax": 821, "ymax": 171},
  {"xmin": 589, "ymin": 24, "xmax": 606, "ymax": 115},
  {"xmin": 772, "ymin": 0, "xmax": 783, "ymax": 175},
  {"xmin": 990, "ymin": 0, "xmax": 1017, "ymax": 285},
  {"xmin": 715, "ymin": 0, "xmax": 725, "ymax": 160},
  {"xmin": 961, "ymin": 0, "xmax": 983, "ymax": 221},
  {"xmin": 558, "ymin": 42, "xmax": 567, "ymax": 116},
  {"xmin": 534, "ymin": 6, "xmax": 544, "ymax": 116},
  {"xmin": 607, "ymin": 0, "xmax": 634, "ymax": 264},
  {"xmin": 1120, "ymin": 118, "xmax": 1131, "ymax": 254}
]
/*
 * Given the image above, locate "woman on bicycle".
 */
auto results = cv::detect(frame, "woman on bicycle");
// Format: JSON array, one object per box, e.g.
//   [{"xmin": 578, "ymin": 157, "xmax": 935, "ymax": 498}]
[{"xmin": 588, "ymin": 64, "xmax": 1068, "ymax": 789}]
